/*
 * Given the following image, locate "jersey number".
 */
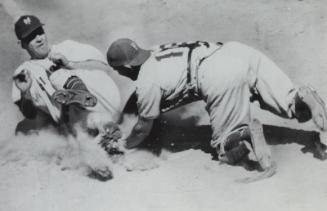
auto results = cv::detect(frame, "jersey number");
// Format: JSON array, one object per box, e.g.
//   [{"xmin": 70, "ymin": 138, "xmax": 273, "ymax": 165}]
[
  {"xmin": 154, "ymin": 41, "xmax": 210, "ymax": 62},
  {"xmin": 155, "ymin": 51, "xmax": 183, "ymax": 61}
]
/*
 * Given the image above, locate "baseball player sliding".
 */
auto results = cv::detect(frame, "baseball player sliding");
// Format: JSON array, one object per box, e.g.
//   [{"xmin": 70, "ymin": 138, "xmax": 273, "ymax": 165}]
[
  {"xmin": 12, "ymin": 15, "xmax": 122, "ymax": 181},
  {"xmin": 106, "ymin": 38, "xmax": 327, "ymax": 182}
]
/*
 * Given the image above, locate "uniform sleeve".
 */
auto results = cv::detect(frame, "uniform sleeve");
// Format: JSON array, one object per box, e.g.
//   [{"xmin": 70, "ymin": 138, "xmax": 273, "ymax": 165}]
[
  {"xmin": 53, "ymin": 40, "xmax": 107, "ymax": 63},
  {"xmin": 136, "ymin": 82, "xmax": 162, "ymax": 119}
]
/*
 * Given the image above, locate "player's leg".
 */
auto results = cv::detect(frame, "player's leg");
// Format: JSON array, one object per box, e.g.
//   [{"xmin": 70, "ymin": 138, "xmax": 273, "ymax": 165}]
[
  {"xmin": 237, "ymin": 41, "xmax": 327, "ymax": 131},
  {"xmin": 226, "ymin": 42, "xmax": 327, "ymax": 160},
  {"xmin": 198, "ymin": 49, "xmax": 272, "ymax": 168},
  {"xmin": 204, "ymin": 86, "xmax": 255, "ymax": 165}
]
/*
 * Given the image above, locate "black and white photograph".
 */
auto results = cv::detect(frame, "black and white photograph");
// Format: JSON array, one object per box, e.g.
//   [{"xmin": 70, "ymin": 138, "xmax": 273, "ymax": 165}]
[{"xmin": 0, "ymin": 0, "xmax": 326, "ymax": 210}]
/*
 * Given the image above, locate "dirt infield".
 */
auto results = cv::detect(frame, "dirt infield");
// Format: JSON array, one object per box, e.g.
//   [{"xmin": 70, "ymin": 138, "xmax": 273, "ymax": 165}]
[{"xmin": 0, "ymin": 0, "xmax": 326, "ymax": 211}]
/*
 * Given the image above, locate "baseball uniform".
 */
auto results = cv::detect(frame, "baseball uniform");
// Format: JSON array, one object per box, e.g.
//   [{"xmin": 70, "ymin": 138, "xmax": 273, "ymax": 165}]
[{"xmin": 134, "ymin": 41, "xmax": 297, "ymax": 148}]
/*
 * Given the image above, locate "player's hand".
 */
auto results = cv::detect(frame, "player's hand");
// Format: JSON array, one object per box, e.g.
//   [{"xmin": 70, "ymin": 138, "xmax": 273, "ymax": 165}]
[
  {"xmin": 102, "ymin": 122, "xmax": 123, "ymax": 141},
  {"xmin": 48, "ymin": 52, "xmax": 73, "ymax": 69},
  {"xmin": 13, "ymin": 69, "xmax": 32, "ymax": 93}
]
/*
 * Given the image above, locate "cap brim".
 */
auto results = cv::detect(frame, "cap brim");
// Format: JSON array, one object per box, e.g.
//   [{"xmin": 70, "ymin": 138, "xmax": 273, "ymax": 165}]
[
  {"xmin": 21, "ymin": 24, "xmax": 44, "ymax": 40},
  {"xmin": 129, "ymin": 49, "xmax": 151, "ymax": 66}
]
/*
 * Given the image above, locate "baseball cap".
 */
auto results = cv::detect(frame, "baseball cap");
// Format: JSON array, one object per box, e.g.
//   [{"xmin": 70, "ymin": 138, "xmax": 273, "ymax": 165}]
[
  {"xmin": 107, "ymin": 38, "xmax": 151, "ymax": 67},
  {"xmin": 14, "ymin": 15, "xmax": 44, "ymax": 40}
]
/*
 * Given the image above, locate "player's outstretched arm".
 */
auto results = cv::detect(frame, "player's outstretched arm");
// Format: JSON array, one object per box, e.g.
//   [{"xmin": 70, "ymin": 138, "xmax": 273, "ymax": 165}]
[
  {"xmin": 68, "ymin": 60, "xmax": 109, "ymax": 72},
  {"xmin": 49, "ymin": 52, "xmax": 109, "ymax": 71}
]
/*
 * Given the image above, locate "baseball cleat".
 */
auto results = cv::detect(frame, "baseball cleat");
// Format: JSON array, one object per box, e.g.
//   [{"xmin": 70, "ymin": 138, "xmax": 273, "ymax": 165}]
[
  {"xmin": 52, "ymin": 89, "xmax": 97, "ymax": 107},
  {"xmin": 224, "ymin": 141, "xmax": 251, "ymax": 164},
  {"xmin": 234, "ymin": 118, "xmax": 276, "ymax": 183},
  {"xmin": 248, "ymin": 118, "xmax": 272, "ymax": 170},
  {"xmin": 297, "ymin": 86, "xmax": 327, "ymax": 131},
  {"xmin": 217, "ymin": 126, "xmax": 252, "ymax": 164},
  {"xmin": 218, "ymin": 120, "xmax": 276, "ymax": 182}
]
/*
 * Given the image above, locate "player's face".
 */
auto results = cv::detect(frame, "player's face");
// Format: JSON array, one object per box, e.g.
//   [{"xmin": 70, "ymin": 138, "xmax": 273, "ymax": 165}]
[
  {"xmin": 115, "ymin": 65, "xmax": 140, "ymax": 81},
  {"xmin": 23, "ymin": 27, "xmax": 50, "ymax": 59}
]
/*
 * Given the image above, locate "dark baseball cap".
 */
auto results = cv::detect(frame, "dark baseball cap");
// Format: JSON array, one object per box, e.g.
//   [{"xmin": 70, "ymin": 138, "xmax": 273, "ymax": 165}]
[
  {"xmin": 14, "ymin": 15, "xmax": 44, "ymax": 40},
  {"xmin": 107, "ymin": 38, "xmax": 151, "ymax": 67}
]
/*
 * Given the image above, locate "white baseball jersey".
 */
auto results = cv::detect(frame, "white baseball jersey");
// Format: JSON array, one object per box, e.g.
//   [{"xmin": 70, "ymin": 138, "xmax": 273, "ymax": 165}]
[{"xmin": 135, "ymin": 41, "xmax": 221, "ymax": 119}]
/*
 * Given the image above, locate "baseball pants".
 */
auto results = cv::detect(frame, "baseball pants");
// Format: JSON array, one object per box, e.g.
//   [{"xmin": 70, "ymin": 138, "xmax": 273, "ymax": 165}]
[{"xmin": 197, "ymin": 41, "xmax": 297, "ymax": 147}]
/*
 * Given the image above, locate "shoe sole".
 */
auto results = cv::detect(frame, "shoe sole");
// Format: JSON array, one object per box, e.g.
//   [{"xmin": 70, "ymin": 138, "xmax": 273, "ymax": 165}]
[
  {"xmin": 236, "ymin": 161, "xmax": 277, "ymax": 183},
  {"xmin": 248, "ymin": 118, "xmax": 272, "ymax": 170},
  {"xmin": 53, "ymin": 89, "xmax": 97, "ymax": 107},
  {"xmin": 298, "ymin": 86, "xmax": 327, "ymax": 131},
  {"xmin": 235, "ymin": 118, "xmax": 277, "ymax": 183}
]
